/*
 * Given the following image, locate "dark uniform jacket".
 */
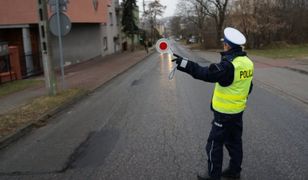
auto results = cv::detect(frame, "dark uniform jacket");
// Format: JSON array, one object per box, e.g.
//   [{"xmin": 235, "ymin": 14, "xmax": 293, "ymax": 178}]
[{"xmin": 177, "ymin": 47, "xmax": 253, "ymax": 118}]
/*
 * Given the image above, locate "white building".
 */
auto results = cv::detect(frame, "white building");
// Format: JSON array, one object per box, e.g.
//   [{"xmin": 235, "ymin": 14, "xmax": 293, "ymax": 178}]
[{"xmin": 101, "ymin": 0, "xmax": 122, "ymax": 56}]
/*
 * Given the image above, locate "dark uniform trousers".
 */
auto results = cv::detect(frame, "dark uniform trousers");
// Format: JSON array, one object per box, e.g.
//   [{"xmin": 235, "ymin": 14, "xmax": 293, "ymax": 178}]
[{"xmin": 206, "ymin": 111, "xmax": 243, "ymax": 178}]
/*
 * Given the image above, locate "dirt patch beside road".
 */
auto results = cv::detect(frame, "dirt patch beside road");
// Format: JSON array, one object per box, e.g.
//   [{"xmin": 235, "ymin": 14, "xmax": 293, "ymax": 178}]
[{"xmin": 0, "ymin": 88, "xmax": 85, "ymax": 139}]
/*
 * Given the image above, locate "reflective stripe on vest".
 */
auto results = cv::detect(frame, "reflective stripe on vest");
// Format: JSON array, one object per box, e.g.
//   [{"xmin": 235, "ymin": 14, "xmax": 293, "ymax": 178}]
[{"xmin": 212, "ymin": 56, "xmax": 254, "ymax": 114}]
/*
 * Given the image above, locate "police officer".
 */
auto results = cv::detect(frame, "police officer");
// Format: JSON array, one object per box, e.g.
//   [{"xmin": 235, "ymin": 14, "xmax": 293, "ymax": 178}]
[{"xmin": 172, "ymin": 27, "xmax": 254, "ymax": 180}]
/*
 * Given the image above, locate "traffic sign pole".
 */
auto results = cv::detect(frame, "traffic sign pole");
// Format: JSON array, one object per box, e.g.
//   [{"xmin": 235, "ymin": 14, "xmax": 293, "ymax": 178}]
[{"xmin": 56, "ymin": 0, "xmax": 66, "ymax": 89}]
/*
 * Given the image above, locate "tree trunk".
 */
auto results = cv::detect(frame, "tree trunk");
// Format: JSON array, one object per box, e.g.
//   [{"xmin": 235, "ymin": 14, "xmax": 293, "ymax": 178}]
[{"xmin": 216, "ymin": 23, "xmax": 223, "ymax": 47}]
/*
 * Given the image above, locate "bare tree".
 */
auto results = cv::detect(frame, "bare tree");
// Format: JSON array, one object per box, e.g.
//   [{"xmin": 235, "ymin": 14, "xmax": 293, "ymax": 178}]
[
  {"xmin": 170, "ymin": 16, "xmax": 182, "ymax": 38},
  {"xmin": 278, "ymin": 0, "xmax": 308, "ymax": 43},
  {"xmin": 227, "ymin": 0, "xmax": 308, "ymax": 48},
  {"xmin": 173, "ymin": 0, "xmax": 308, "ymax": 48},
  {"xmin": 175, "ymin": 0, "xmax": 207, "ymax": 46},
  {"xmin": 144, "ymin": 0, "xmax": 166, "ymax": 43},
  {"xmin": 229, "ymin": 0, "xmax": 290, "ymax": 47},
  {"xmin": 195, "ymin": 0, "xmax": 229, "ymax": 45}
]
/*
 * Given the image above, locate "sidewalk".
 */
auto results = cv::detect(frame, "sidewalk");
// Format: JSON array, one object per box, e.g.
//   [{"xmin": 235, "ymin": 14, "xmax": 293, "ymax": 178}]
[
  {"xmin": 250, "ymin": 55, "xmax": 308, "ymax": 74},
  {"xmin": 192, "ymin": 49, "xmax": 308, "ymax": 73},
  {"xmin": 0, "ymin": 50, "xmax": 152, "ymax": 114},
  {"xmin": 192, "ymin": 50, "xmax": 308, "ymax": 74}
]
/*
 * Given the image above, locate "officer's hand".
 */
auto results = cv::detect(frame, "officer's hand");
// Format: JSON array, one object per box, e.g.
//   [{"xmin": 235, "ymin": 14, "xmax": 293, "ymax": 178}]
[
  {"xmin": 172, "ymin": 53, "xmax": 190, "ymax": 71},
  {"xmin": 172, "ymin": 53, "xmax": 183, "ymax": 65}
]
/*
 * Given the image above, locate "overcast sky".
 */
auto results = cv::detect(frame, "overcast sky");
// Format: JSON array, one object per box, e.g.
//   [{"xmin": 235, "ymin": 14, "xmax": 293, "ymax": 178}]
[{"xmin": 136, "ymin": 0, "xmax": 179, "ymax": 17}]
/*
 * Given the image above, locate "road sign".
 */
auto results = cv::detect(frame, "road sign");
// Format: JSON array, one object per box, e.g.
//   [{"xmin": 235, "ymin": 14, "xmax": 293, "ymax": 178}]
[
  {"xmin": 49, "ymin": 12, "xmax": 71, "ymax": 36},
  {"xmin": 48, "ymin": 0, "xmax": 71, "ymax": 90},
  {"xmin": 156, "ymin": 38, "xmax": 172, "ymax": 54}
]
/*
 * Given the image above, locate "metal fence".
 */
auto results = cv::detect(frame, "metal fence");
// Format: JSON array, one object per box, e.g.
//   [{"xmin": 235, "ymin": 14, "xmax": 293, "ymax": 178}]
[{"xmin": 0, "ymin": 55, "xmax": 15, "ymax": 83}]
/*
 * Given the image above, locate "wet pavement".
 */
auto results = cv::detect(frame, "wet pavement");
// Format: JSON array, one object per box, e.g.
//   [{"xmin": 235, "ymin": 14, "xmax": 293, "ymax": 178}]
[{"xmin": 0, "ymin": 42, "xmax": 307, "ymax": 180}]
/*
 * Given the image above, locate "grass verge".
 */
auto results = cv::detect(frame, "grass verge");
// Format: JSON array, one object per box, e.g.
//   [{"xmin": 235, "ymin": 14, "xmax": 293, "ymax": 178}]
[
  {"xmin": 247, "ymin": 44, "xmax": 308, "ymax": 59},
  {"xmin": 0, "ymin": 88, "xmax": 86, "ymax": 139},
  {"xmin": 0, "ymin": 79, "xmax": 43, "ymax": 98}
]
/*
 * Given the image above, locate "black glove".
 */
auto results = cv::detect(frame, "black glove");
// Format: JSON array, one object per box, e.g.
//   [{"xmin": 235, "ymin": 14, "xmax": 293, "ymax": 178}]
[
  {"xmin": 172, "ymin": 53, "xmax": 184, "ymax": 66},
  {"xmin": 172, "ymin": 53, "xmax": 190, "ymax": 72}
]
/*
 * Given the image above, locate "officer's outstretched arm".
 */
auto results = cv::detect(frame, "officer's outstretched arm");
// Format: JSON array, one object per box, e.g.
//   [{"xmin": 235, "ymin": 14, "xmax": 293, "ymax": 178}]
[{"xmin": 172, "ymin": 54, "xmax": 228, "ymax": 83}]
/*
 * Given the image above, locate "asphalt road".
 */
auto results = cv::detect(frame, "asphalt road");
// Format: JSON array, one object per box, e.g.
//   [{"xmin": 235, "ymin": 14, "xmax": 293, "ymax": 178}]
[{"xmin": 0, "ymin": 42, "xmax": 307, "ymax": 180}]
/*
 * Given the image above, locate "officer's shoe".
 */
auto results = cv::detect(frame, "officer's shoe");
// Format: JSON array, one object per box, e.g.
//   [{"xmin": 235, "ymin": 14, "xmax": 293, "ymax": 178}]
[
  {"xmin": 221, "ymin": 168, "xmax": 240, "ymax": 179},
  {"xmin": 197, "ymin": 173, "xmax": 220, "ymax": 180}
]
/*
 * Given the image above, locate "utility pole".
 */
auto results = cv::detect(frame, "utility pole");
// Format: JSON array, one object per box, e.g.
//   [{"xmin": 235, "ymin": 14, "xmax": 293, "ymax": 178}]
[{"xmin": 37, "ymin": 0, "xmax": 57, "ymax": 96}]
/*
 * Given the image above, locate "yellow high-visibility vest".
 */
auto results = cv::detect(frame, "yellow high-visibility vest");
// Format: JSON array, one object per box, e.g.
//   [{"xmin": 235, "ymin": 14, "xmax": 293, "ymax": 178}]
[{"xmin": 212, "ymin": 56, "xmax": 254, "ymax": 114}]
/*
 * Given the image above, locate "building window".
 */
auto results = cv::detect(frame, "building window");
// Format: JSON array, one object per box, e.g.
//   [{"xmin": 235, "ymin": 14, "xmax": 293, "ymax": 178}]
[
  {"xmin": 109, "ymin": 12, "xmax": 113, "ymax": 26},
  {"xmin": 103, "ymin": 37, "xmax": 108, "ymax": 51}
]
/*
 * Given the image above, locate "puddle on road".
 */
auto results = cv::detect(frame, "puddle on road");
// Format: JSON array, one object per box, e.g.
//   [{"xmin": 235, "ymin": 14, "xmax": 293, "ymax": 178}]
[
  {"xmin": 131, "ymin": 79, "xmax": 143, "ymax": 86},
  {"xmin": 66, "ymin": 128, "xmax": 120, "ymax": 169}
]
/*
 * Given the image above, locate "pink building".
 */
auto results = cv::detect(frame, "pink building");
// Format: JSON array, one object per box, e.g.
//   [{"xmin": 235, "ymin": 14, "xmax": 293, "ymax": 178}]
[
  {"xmin": 0, "ymin": 0, "xmax": 119, "ymax": 77},
  {"xmin": 0, "ymin": 0, "xmax": 107, "ymax": 24}
]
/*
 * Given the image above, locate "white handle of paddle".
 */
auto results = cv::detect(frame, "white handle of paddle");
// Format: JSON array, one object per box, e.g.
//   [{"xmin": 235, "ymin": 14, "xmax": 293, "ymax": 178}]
[{"xmin": 169, "ymin": 65, "xmax": 177, "ymax": 80}]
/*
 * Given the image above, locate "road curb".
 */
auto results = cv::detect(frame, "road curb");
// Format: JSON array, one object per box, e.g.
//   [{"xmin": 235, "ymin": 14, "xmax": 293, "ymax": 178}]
[
  {"xmin": 0, "ymin": 50, "xmax": 155, "ymax": 150},
  {"xmin": 283, "ymin": 66, "xmax": 308, "ymax": 75}
]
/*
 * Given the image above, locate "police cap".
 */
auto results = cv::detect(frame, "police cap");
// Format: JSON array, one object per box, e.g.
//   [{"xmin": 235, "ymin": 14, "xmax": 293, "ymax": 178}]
[{"xmin": 222, "ymin": 27, "xmax": 246, "ymax": 47}]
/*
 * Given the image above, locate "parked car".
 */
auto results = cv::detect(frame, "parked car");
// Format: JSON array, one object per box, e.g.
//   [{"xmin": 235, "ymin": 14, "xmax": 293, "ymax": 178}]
[{"xmin": 189, "ymin": 38, "xmax": 196, "ymax": 43}]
